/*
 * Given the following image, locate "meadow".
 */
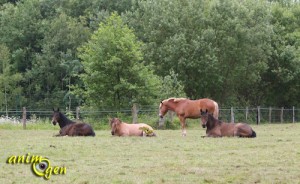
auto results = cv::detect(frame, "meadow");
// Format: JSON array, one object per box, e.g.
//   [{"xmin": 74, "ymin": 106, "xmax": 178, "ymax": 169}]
[{"xmin": 1, "ymin": 122, "xmax": 300, "ymax": 184}]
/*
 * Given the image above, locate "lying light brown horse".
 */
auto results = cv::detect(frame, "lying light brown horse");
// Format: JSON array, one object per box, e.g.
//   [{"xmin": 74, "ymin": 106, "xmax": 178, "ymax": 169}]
[
  {"xmin": 110, "ymin": 118, "xmax": 156, "ymax": 137},
  {"xmin": 200, "ymin": 109, "xmax": 256, "ymax": 138}
]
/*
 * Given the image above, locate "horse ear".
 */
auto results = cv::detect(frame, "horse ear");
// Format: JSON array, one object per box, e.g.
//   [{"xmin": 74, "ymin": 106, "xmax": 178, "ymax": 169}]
[
  {"xmin": 57, "ymin": 108, "xmax": 60, "ymax": 112},
  {"xmin": 205, "ymin": 109, "xmax": 208, "ymax": 113}
]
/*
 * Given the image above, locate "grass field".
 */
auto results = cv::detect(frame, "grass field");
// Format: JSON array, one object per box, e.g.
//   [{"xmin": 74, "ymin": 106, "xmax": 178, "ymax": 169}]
[{"xmin": 1, "ymin": 123, "xmax": 300, "ymax": 184}]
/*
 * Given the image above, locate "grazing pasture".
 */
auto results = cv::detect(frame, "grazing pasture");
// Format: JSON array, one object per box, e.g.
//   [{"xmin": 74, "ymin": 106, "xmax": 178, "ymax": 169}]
[{"xmin": 1, "ymin": 123, "xmax": 300, "ymax": 183}]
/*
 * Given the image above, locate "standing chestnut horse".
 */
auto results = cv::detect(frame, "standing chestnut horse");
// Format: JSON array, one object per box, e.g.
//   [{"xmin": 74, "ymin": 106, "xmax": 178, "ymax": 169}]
[
  {"xmin": 200, "ymin": 109, "xmax": 256, "ymax": 138},
  {"xmin": 110, "ymin": 118, "xmax": 156, "ymax": 137},
  {"xmin": 159, "ymin": 98, "xmax": 219, "ymax": 136},
  {"xmin": 51, "ymin": 108, "xmax": 95, "ymax": 136}
]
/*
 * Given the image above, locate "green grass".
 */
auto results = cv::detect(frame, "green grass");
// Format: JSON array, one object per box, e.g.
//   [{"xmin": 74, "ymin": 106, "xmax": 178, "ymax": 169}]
[{"xmin": 1, "ymin": 123, "xmax": 300, "ymax": 183}]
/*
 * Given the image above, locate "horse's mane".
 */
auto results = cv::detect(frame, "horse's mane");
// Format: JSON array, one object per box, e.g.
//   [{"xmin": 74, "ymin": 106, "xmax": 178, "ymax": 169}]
[
  {"xmin": 162, "ymin": 97, "xmax": 187, "ymax": 103},
  {"xmin": 110, "ymin": 118, "xmax": 122, "ymax": 126},
  {"xmin": 60, "ymin": 112, "xmax": 74, "ymax": 123},
  {"xmin": 208, "ymin": 113, "xmax": 222, "ymax": 125}
]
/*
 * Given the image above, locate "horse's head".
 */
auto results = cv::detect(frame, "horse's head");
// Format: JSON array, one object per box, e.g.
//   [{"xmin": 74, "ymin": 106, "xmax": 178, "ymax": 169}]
[
  {"xmin": 51, "ymin": 108, "xmax": 61, "ymax": 126},
  {"xmin": 200, "ymin": 109, "xmax": 209, "ymax": 128},
  {"xmin": 159, "ymin": 101, "xmax": 168, "ymax": 119},
  {"xmin": 110, "ymin": 118, "xmax": 122, "ymax": 136}
]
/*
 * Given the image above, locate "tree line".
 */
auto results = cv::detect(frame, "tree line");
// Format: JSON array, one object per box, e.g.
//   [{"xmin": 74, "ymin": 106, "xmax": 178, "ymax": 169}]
[{"xmin": 0, "ymin": 0, "xmax": 299, "ymax": 112}]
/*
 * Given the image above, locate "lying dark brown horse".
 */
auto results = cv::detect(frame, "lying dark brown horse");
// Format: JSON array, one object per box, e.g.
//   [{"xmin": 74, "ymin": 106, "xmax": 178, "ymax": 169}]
[
  {"xmin": 159, "ymin": 98, "xmax": 219, "ymax": 136},
  {"xmin": 200, "ymin": 109, "xmax": 256, "ymax": 138},
  {"xmin": 110, "ymin": 117, "xmax": 156, "ymax": 137},
  {"xmin": 51, "ymin": 108, "xmax": 95, "ymax": 136}
]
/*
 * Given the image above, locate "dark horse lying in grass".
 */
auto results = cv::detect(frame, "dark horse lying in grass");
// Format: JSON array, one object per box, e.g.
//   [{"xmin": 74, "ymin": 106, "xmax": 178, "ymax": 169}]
[
  {"xmin": 200, "ymin": 109, "xmax": 256, "ymax": 138},
  {"xmin": 51, "ymin": 108, "xmax": 95, "ymax": 136}
]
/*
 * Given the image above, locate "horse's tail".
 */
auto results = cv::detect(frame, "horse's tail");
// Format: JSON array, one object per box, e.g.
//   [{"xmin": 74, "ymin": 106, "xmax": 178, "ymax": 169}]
[
  {"xmin": 213, "ymin": 101, "xmax": 219, "ymax": 119},
  {"xmin": 250, "ymin": 129, "xmax": 256, "ymax": 138}
]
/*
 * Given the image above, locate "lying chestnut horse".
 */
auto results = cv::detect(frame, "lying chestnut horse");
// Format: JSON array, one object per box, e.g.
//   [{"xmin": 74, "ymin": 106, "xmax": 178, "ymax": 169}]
[
  {"xmin": 110, "ymin": 118, "xmax": 156, "ymax": 137},
  {"xmin": 51, "ymin": 108, "xmax": 95, "ymax": 136},
  {"xmin": 159, "ymin": 98, "xmax": 219, "ymax": 136},
  {"xmin": 200, "ymin": 109, "xmax": 256, "ymax": 138}
]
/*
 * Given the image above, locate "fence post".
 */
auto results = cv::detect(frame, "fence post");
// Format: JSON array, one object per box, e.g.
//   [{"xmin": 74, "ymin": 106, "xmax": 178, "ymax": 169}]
[
  {"xmin": 76, "ymin": 106, "xmax": 80, "ymax": 120},
  {"xmin": 231, "ymin": 107, "xmax": 234, "ymax": 123},
  {"xmin": 168, "ymin": 111, "xmax": 174, "ymax": 124},
  {"xmin": 292, "ymin": 106, "xmax": 295, "ymax": 123},
  {"xmin": 245, "ymin": 107, "xmax": 248, "ymax": 121},
  {"xmin": 158, "ymin": 106, "xmax": 165, "ymax": 128},
  {"xmin": 22, "ymin": 107, "xmax": 26, "ymax": 130},
  {"xmin": 280, "ymin": 107, "xmax": 284, "ymax": 123},
  {"xmin": 269, "ymin": 107, "xmax": 272, "ymax": 123},
  {"xmin": 132, "ymin": 103, "xmax": 138, "ymax": 123},
  {"xmin": 257, "ymin": 106, "xmax": 260, "ymax": 125}
]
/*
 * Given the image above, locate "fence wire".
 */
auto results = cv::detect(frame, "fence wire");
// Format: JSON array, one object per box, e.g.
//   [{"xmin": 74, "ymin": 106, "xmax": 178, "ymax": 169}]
[{"xmin": 0, "ymin": 106, "xmax": 299, "ymax": 124}]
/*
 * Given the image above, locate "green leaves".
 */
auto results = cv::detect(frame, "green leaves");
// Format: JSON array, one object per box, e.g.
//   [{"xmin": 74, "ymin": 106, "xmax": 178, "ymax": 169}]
[
  {"xmin": 78, "ymin": 13, "xmax": 162, "ymax": 109},
  {"xmin": 0, "ymin": 0, "xmax": 300, "ymax": 110},
  {"xmin": 160, "ymin": 70, "xmax": 186, "ymax": 99},
  {"xmin": 0, "ymin": 44, "xmax": 23, "ymax": 111},
  {"xmin": 128, "ymin": 0, "xmax": 275, "ymax": 105}
]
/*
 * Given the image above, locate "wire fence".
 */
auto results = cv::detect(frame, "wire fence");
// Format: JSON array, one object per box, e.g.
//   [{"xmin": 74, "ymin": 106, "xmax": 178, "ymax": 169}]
[
  {"xmin": 219, "ymin": 107, "xmax": 298, "ymax": 124},
  {"xmin": 0, "ymin": 106, "xmax": 299, "ymax": 124}
]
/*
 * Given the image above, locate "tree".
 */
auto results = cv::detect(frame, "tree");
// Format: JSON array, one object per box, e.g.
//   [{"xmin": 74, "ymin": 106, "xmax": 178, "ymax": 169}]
[
  {"xmin": 261, "ymin": 2, "xmax": 300, "ymax": 106},
  {"xmin": 0, "ymin": 0, "xmax": 43, "ymax": 72},
  {"xmin": 160, "ymin": 70, "xmax": 186, "ymax": 100},
  {"xmin": 78, "ymin": 13, "xmax": 162, "ymax": 109},
  {"xmin": 60, "ymin": 50, "xmax": 84, "ymax": 110},
  {"xmin": 25, "ymin": 13, "xmax": 90, "ymax": 109},
  {"xmin": 127, "ymin": 0, "xmax": 273, "ymax": 106},
  {"xmin": 0, "ymin": 44, "xmax": 22, "ymax": 114}
]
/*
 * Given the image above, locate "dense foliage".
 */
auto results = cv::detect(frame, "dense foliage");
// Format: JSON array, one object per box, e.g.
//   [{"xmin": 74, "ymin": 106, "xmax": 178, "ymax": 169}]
[
  {"xmin": 0, "ymin": 0, "xmax": 299, "ymax": 111},
  {"xmin": 77, "ymin": 13, "xmax": 161, "ymax": 109}
]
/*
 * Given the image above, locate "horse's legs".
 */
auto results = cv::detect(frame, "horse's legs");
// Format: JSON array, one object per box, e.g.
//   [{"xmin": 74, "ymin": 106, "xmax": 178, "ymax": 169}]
[
  {"xmin": 142, "ymin": 131, "xmax": 146, "ymax": 137},
  {"xmin": 234, "ymin": 125, "xmax": 252, "ymax": 137},
  {"xmin": 179, "ymin": 116, "xmax": 187, "ymax": 136},
  {"xmin": 207, "ymin": 129, "xmax": 222, "ymax": 138}
]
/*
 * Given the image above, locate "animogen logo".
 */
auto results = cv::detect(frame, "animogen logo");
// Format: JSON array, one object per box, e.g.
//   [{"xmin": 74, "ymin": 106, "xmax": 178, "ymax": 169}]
[{"xmin": 6, "ymin": 153, "xmax": 66, "ymax": 180}]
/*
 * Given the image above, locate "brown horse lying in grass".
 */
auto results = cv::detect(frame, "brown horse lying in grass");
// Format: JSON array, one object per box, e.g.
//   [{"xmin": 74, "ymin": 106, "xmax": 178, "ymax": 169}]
[
  {"xmin": 51, "ymin": 108, "xmax": 95, "ymax": 137},
  {"xmin": 110, "ymin": 118, "xmax": 156, "ymax": 137},
  {"xmin": 200, "ymin": 109, "xmax": 256, "ymax": 138}
]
